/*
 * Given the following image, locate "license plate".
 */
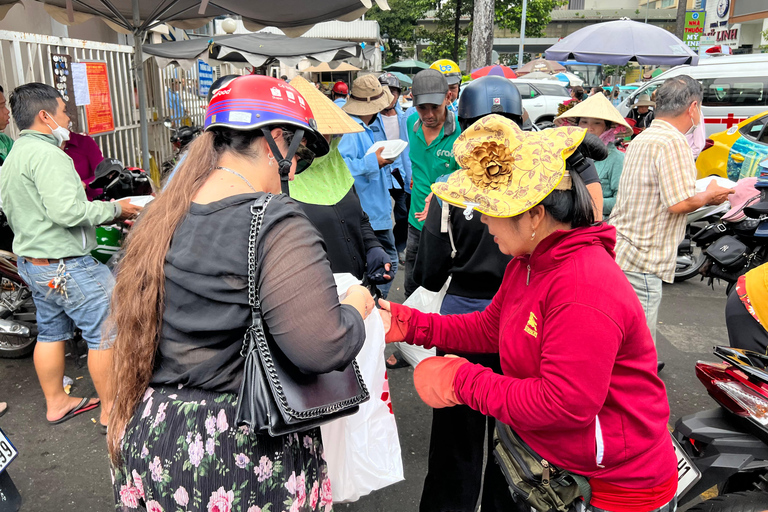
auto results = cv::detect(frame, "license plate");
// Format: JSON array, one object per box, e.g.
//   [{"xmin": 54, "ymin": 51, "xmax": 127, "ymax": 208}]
[
  {"xmin": 672, "ymin": 434, "xmax": 701, "ymax": 498},
  {"xmin": 0, "ymin": 427, "xmax": 18, "ymax": 474}
]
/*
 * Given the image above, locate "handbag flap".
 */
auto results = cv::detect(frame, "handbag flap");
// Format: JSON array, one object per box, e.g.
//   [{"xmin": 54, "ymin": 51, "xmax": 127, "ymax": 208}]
[{"xmin": 261, "ymin": 322, "xmax": 368, "ymax": 416}]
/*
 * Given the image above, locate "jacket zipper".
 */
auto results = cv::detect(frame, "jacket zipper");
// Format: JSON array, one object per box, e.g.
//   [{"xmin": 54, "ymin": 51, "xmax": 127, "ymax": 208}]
[{"xmin": 526, "ymin": 264, "xmax": 531, "ymax": 286}]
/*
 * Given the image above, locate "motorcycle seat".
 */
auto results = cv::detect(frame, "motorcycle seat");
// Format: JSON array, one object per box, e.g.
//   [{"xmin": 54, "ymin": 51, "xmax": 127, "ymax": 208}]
[{"xmin": 744, "ymin": 200, "xmax": 768, "ymax": 219}]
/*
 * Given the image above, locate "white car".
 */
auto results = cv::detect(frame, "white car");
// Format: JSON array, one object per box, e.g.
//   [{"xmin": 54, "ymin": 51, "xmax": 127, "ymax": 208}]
[{"xmin": 510, "ymin": 79, "xmax": 571, "ymax": 128}]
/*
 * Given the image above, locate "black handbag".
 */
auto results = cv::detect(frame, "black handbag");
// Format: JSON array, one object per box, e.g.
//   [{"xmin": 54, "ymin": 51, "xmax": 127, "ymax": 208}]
[
  {"xmin": 706, "ymin": 235, "xmax": 749, "ymax": 271},
  {"xmin": 234, "ymin": 194, "xmax": 369, "ymax": 436}
]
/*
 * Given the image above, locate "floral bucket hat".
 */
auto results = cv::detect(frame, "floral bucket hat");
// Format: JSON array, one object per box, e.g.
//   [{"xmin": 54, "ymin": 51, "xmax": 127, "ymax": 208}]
[{"xmin": 431, "ymin": 114, "xmax": 586, "ymax": 218}]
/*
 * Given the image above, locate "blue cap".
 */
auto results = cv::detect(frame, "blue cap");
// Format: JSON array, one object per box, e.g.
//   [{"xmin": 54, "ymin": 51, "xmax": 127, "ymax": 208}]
[{"xmin": 756, "ymin": 220, "xmax": 768, "ymax": 237}]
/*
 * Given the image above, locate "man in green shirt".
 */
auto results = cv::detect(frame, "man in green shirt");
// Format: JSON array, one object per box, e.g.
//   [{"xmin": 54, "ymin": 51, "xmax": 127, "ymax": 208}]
[
  {"xmin": 1, "ymin": 83, "xmax": 140, "ymax": 429},
  {"xmin": 404, "ymin": 69, "xmax": 460, "ymax": 298},
  {"xmin": 0, "ymin": 84, "xmax": 13, "ymax": 164}
]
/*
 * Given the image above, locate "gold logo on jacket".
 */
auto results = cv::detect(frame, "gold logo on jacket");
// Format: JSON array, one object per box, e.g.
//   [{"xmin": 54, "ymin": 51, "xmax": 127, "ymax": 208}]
[{"xmin": 524, "ymin": 312, "xmax": 538, "ymax": 338}]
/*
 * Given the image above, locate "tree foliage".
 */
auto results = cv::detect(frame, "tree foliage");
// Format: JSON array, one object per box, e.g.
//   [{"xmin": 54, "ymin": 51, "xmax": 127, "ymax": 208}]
[
  {"xmin": 494, "ymin": 0, "xmax": 565, "ymax": 37},
  {"xmin": 416, "ymin": 0, "xmax": 565, "ymax": 66},
  {"xmin": 367, "ymin": 0, "xmax": 434, "ymax": 65}
]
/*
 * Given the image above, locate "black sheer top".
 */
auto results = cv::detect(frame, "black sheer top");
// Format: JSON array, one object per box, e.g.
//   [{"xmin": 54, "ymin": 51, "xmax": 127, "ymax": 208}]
[{"xmin": 151, "ymin": 193, "xmax": 366, "ymax": 393}]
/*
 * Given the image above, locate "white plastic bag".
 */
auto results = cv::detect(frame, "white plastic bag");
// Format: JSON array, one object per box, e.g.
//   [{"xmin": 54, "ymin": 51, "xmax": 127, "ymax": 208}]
[
  {"xmin": 321, "ymin": 274, "xmax": 404, "ymax": 503},
  {"xmin": 390, "ymin": 277, "xmax": 451, "ymax": 367}
]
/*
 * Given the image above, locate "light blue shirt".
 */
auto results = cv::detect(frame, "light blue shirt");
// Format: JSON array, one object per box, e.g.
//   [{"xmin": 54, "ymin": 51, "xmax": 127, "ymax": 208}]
[
  {"xmin": 167, "ymin": 90, "xmax": 184, "ymax": 120},
  {"xmin": 333, "ymin": 97, "xmax": 347, "ymax": 108},
  {"xmin": 338, "ymin": 115, "xmax": 392, "ymax": 231},
  {"xmin": 370, "ymin": 103, "xmax": 412, "ymax": 194}
]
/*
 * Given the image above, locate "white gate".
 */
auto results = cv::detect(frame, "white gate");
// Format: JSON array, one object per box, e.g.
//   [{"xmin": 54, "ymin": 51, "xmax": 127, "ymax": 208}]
[{"xmin": 0, "ymin": 30, "xmax": 141, "ymax": 168}]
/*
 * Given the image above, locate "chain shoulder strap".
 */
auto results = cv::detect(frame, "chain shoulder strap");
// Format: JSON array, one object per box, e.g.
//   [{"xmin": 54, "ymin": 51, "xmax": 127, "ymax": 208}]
[{"xmin": 240, "ymin": 193, "xmax": 273, "ymax": 356}]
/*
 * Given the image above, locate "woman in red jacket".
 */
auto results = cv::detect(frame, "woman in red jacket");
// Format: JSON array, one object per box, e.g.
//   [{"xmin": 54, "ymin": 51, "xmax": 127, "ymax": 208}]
[{"xmin": 380, "ymin": 115, "xmax": 678, "ymax": 512}]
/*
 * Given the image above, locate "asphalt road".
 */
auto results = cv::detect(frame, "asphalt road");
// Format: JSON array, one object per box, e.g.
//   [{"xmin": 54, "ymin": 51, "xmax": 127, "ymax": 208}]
[{"xmin": 0, "ymin": 272, "xmax": 732, "ymax": 511}]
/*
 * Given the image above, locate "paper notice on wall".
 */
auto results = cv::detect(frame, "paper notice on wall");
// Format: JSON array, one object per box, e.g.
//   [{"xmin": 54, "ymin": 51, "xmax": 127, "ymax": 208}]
[{"xmin": 71, "ymin": 62, "xmax": 90, "ymax": 106}]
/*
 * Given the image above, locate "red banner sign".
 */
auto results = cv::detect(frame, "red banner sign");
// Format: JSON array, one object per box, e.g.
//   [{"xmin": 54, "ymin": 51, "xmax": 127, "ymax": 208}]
[{"xmin": 84, "ymin": 62, "xmax": 114, "ymax": 135}]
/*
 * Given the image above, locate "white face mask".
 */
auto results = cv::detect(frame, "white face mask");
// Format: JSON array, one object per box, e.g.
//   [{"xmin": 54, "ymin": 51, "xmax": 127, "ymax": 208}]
[
  {"xmin": 43, "ymin": 111, "xmax": 70, "ymax": 145},
  {"xmin": 686, "ymin": 104, "xmax": 701, "ymax": 136}
]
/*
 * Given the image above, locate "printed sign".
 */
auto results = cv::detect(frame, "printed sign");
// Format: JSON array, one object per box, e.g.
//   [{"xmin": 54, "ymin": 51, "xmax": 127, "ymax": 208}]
[
  {"xmin": 84, "ymin": 62, "xmax": 115, "ymax": 135},
  {"xmin": 198, "ymin": 59, "xmax": 213, "ymax": 97},
  {"xmin": 684, "ymin": 11, "xmax": 706, "ymax": 51}
]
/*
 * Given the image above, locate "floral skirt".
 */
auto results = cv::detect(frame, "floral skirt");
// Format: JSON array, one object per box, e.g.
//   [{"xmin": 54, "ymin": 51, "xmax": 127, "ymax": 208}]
[{"xmin": 112, "ymin": 386, "xmax": 333, "ymax": 512}]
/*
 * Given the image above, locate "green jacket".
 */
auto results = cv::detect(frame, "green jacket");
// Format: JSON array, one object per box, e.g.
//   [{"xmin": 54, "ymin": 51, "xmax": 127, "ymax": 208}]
[
  {"xmin": 0, "ymin": 130, "xmax": 121, "ymax": 258},
  {"xmin": 595, "ymin": 145, "xmax": 625, "ymax": 219}
]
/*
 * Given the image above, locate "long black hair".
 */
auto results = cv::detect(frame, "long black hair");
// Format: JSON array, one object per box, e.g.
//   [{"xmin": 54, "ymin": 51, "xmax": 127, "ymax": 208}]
[{"xmin": 540, "ymin": 168, "xmax": 595, "ymax": 228}]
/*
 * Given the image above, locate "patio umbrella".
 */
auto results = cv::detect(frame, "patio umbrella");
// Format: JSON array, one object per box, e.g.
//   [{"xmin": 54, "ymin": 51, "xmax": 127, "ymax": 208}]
[
  {"xmin": 144, "ymin": 33, "xmax": 360, "ymax": 69},
  {"xmin": 388, "ymin": 71, "xmax": 412, "ymax": 86},
  {"xmin": 544, "ymin": 18, "xmax": 698, "ymax": 66},
  {"xmin": 0, "ymin": 0, "xmax": 388, "ymax": 170},
  {"xmin": 523, "ymin": 71, "xmax": 559, "ymax": 80},
  {"xmin": 384, "ymin": 59, "xmax": 430, "ymax": 74},
  {"xmin": 471, "ymin": 65, "xmax": 516, "ymax": 79},
  {"xmin": 554, "ymin": 72, "xmax": 583, "ymax": 87},
  {"xmin": 516, "ymin": 58, "xmax": 565, "ymax": 76}
]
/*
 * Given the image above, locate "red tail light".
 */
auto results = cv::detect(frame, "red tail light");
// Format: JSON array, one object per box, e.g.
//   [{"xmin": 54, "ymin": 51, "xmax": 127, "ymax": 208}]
[
  {"xmin": 703, "ymin": 138, "xmax": 714, "ymax": 152},
  {"xmin": 696, "ymin": 361, "xmax": 768, "ymax": 426}
]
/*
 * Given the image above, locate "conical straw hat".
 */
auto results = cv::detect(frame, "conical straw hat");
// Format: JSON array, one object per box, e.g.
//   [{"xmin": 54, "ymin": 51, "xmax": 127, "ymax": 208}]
[
  {"xmin": 289, "ymin": 76, "xmax": 362, "ymax": 135},
  {"xmin": 554, "ymin": 92, "xmax": 631, "ymax": 130}
]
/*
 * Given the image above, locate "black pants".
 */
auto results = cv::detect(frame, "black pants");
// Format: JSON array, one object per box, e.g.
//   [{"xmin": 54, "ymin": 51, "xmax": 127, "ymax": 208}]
[
  {"xmin": 419, "ymin": 351, "xmax": 516, "ymax": 512},
  {"xmin": 726, "ymin": 286, "xmax": 768, "ymax": 353},
  {"xmin": 404, "ymin": 225, "xmax": 421, "ymax": 299},
  {"xmin": 391, "ymin": 189, "xmax": 409, "ymax": 254},
  {"xmin": 419, "ymin": 294, "xmax": 517, "ymax": 512}
]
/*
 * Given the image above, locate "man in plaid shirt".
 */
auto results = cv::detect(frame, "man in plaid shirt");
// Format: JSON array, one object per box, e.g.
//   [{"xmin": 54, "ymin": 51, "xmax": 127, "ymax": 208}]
[{"xmin": 610, "ymin": 75, "xmax": 733, "ymax": 371}]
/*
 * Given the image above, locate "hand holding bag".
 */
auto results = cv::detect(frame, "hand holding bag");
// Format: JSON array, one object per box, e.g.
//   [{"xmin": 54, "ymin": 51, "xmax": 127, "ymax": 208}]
[{"xmin": 234, "ymin": 194, "xmax": 369, "ymax": 435}]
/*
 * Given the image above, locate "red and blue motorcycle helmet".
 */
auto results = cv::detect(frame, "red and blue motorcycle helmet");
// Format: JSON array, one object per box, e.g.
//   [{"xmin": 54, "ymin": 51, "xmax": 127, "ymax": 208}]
[{"xmin": 204, "ymin": 75, "xmax": 329, "ymax": 192}]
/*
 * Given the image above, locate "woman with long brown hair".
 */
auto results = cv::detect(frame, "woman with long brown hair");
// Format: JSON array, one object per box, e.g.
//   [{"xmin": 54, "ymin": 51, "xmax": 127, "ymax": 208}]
[{"xmin": 107, "ymin": 75, "xmax": 374, "ymax": 512}]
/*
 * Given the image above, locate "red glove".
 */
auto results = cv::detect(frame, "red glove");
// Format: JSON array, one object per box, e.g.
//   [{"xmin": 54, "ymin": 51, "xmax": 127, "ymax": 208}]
[
  {"xmin": 385, "ymin": 301, "xmax": 413, "ymax": 344},
  {"xmin": 413, "ymin": 356, "xmax": 469, "ymax": 408}
]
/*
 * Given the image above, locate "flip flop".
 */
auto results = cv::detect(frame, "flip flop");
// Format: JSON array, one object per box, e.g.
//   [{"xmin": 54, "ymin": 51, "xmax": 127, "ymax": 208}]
[
  {"xmin": 48, "ymin": 397, "xmax": 100, "ymax": 425},
  {"xmin": 0, "ymin": 402, "xmax": 7, "ymax": 418}
]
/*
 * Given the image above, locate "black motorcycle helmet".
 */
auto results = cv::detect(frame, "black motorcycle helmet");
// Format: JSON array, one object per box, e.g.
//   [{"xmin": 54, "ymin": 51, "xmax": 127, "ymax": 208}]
[
  {"xmin": 173, "ymin": 126, "xmax": 201, "ymax": 148},
  {"xmin": 458, "ymin": 76, "xmax": 524, "ymax": 131},
  {"xmin": 378, "ymin": 72, "xmax": 402, "ymax": 93}
]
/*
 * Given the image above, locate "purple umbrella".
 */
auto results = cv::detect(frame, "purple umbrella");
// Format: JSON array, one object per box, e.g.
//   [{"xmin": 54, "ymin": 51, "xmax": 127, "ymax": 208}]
[{"xmin": 545, "ymin": 18, "xmax": 698, "ymax": 66}]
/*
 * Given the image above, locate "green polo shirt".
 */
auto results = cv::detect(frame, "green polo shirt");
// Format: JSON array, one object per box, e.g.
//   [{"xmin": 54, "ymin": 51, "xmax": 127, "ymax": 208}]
[
  {"xmin": 0, "ymin": 133, "xmax": 13, "ymax": 164},
  {"xmin": 407, "ymin": 111, "xmax": 460, "ymax": 230}
]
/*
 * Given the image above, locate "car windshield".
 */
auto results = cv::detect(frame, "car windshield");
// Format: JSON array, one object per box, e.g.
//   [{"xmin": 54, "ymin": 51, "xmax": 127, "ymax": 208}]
[{"xmin": 533, "ymin": 83, "xmax": 570, "ymax": 97}]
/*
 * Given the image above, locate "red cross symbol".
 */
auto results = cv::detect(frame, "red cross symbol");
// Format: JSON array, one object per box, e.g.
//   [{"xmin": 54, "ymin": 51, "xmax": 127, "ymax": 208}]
[{"xmin": 724, "ymin": 113, "xmax": 739, "ymax": 129}]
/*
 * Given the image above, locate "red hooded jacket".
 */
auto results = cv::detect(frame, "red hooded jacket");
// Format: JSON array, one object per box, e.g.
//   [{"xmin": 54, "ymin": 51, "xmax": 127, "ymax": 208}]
[{"xmin": 404, "ymin": 223, "xmax": 677, "ymax": 501}]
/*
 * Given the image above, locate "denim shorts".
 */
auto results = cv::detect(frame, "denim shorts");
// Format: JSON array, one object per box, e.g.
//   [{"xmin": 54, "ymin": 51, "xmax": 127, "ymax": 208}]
[{"xmin": 17, "ymin": 255, "xmax": 115, "ymax": 350}]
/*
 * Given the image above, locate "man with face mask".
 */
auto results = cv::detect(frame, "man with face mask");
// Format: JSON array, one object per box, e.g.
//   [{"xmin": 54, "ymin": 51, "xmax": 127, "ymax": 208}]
[
  {"xmin": 610, "ymin": 75, "xmax": 734, "ymax": 372},
  {"xmin": 0, "ymin": 83, "xmax": 141, "ymax": 430}
]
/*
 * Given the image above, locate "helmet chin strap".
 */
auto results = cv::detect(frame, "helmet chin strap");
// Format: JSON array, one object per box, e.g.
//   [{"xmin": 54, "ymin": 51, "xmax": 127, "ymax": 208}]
[{"xmin": 261, "ymin": 127, "xmax": 305, "ymax": 196}]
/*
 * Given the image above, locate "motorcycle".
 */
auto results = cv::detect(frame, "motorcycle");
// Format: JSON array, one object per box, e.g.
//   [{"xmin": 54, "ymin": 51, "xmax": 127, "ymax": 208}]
[
  {"xmin": 675, "ymin": 177, "xmax": 737, "ymax": 283},
  {"xmin": 0, "ymin": 159, "xmax": 152, "ymax": 358},
  {"xmin": 160, "ymin": 118, "xmax": 200, "ymax": 179},
  {"xmin": 693, "ymin": 186, "xmax": 766, "ymax": 295},
  {"xmin": 673, "ymin": 345, "xmax": 768, "ymax": 510}
]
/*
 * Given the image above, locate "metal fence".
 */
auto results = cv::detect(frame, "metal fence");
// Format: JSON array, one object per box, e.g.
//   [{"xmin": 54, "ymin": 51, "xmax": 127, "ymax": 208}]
[
  {"xmin": 0, "ymin": 30, "xmax": 141, "ymax": 168},
  {"xmin": 0, "ymin": 29, "xmax": 243, "ymax": 177}
]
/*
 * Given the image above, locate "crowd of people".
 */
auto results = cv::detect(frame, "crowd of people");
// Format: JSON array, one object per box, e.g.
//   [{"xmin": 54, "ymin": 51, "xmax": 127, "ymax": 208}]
[{"xmin": 0, "ymin": 55, "xmax": 746, "ymax": 512}]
